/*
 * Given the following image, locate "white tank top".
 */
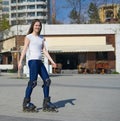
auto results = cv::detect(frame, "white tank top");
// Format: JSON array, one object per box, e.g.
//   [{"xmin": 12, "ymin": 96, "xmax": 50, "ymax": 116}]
[{"xmin": 26, "ymin": 34, "xmax": 44, "ymax": 61}]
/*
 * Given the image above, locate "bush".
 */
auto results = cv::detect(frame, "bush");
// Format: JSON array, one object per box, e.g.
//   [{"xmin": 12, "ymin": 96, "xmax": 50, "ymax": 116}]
[
  {"xmin": 7, "ymin": 69, "xmax": 17, "ymax": 73},
  {"xmin": 111, "ymin": 71, "xmax": 119, "ymax": 74}
]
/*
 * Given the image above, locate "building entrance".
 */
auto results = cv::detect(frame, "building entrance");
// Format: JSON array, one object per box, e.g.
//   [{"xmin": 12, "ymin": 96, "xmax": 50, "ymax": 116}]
[{"xmin": 56, "ymin": 53, "xmax": 78, "ymax": 69}]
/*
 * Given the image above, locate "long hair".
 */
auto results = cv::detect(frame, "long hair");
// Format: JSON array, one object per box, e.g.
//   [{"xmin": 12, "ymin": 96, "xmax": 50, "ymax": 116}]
[{"xmin": 27, "ymin": 19, "xmax": 42, "ymax": 35}]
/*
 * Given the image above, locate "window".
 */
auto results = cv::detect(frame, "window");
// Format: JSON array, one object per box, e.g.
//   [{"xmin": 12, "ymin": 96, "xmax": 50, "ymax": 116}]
[
  {"xmin": 37, "ymin": 12, "xmax": 42, "ymax": 16},
  {"xmin": 27, "ymin": 12, "xmax": 35, "ymax": 16},
  {"xmin": 27, "ymin": 0, "xmax": 35, "ymax": 2},
  {"xmin": 11, "ymin": 6, "xmax": 16, "ymax": 10},
  {"xmin": 3, "ymin": 1, "xmax": 9, "ymax": 5},
  {"xmin": 96, "ymin": 52, "xmax": 108, "ymax": 60},
  {"xmin": 27, "ymin": 20, "xmax": 32, "ymax": 24},
  {"xmin": 2, "ymin": 7, "xmax": 9, "ymax": 12},
  {"xmin": 12, "ymin": 20, "xmax": 17, "ymax": 25},
  {"xmin": 8, "ymin": 55, "xmax": 12, "ymax": 64},
  {"xmin": 11, "ymin": 0, "xmax": 16, "ymax": 3},
  {"xmin": 18, "ymin": 0, "xmax": 26, "ymax": 2},
  {"xmin": 27, "ymin": 5, "xmax": 35, "ymax": 9},
  {"xmin": 36, "ymin": 0, "xmax": 46, "ymax": 2},
  {"xmin": 18, "ymin": 13, "xmax": 26, "ymax": 17},
  {"xmin": 11, "ymin": 13, "xmax": 16, "ymax": 18},
  {"xmin": 37, "ymin": 5, "xmax": 46, "ymax": 9},
  {"xmin": 18, "ymin": 6, "xmax": 26, "ymax": 10},
  {"xmin": 0, "ymin": 54, "xmax": 2, "ymax": 64}
]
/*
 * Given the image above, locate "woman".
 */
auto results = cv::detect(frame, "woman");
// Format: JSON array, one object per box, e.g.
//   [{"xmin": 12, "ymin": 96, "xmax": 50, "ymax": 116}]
[{"xmin": 18, "ymin": 19, "xmax": 57, "ymax": 112}]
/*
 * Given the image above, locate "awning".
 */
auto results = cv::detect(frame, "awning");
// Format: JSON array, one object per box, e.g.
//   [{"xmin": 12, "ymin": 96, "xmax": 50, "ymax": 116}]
[
  {"xmin": 0, "ymin": 50, "xmax": 11, "ymax": 53},
  {"xmin": 48, "ymin": 45, "xmax": 114, "ymax": 53},
  {"xmin": 0, "ymin": 50, "xmax": 21, "ymax": 54}
]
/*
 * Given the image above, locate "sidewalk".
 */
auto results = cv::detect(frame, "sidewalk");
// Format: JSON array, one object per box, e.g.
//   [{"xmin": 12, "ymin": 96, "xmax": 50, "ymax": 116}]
[{"xmin": 0, "ymin": 73, "xmax": 120, "ymax": 121}]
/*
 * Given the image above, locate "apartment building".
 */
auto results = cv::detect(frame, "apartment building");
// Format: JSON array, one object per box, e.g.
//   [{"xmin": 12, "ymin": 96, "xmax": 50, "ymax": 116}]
[
  {"xmin": 2, "ymin": 0, "xmax": 49, "ymax": 25},
  {"xmin": 99, "ymin": 4, "xmax": 120, "ymax": 23},
  {"xmin": 0, "ymin": 0, "xmax": 2, "ymax": 20},
  {"xmin": 2, "ymin": 0, "xmax": 9, "ymax": 18}
]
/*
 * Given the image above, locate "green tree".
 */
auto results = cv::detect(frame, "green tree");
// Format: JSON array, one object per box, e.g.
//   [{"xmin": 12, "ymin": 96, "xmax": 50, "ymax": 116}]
[
  {"xmin": 69, "ymin": 8, "xmax": 80, "ymax": 24},
  {"xmin": 117, "ymin": 7, "xmax": 120, "ymax": 23},
  {"xmin": 0, "ymin": 15, "xmax": 10, "ymax": 32},
  {"xmin": 66, "ymin": 0, "xmax": 81, "ymax": 24},
  {"xmin": 88, "ymin": 2, "xmax": 100, "ymax": 24}
]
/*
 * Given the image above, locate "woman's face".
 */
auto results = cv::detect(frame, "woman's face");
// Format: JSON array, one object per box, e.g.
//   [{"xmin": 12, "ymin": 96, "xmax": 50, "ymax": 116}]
[{"xmin": 33, "ymin": 21, "xmax": 41, "ymax": 34}]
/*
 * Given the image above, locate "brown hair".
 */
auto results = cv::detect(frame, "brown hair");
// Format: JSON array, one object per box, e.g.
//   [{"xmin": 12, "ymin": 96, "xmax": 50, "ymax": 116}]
[{"xmin": 27, "ymin": 19, "xmax": 42, "ymax": 35}]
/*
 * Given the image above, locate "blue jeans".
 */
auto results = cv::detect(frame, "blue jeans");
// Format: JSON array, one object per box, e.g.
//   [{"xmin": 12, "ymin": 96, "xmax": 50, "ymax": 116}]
[{"xmin": 25, "ymin": 60, "xmax": 50, "ymax": 99}]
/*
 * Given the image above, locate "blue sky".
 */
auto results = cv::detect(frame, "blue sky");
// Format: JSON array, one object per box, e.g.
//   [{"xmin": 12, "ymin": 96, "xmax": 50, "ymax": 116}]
[
  {"xmin": 54, "ymin": 0, "xmax": 120, "ymax": 23},
  {"xmin": 54, "ymin": 0, "xmax": 70, "ymax": 23}
]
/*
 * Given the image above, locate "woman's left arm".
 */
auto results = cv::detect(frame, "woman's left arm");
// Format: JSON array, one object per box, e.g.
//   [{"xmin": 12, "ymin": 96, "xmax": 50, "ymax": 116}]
[{"xmin": 42, "ymin": 40, "xmax": 57, "ymax": 68}]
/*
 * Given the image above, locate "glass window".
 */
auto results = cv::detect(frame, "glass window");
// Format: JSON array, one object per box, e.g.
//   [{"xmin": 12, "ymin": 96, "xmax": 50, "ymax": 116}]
[
  {"xmin": 37, "ymin": 12, "xmax": 42, "ymax": 16},
  {"xmin": 2, "ymin": 7, "xmax": 9, "ymax": 12},
  {"xmin": 11, "ymin": 13, "xmax": 16, "ymax": 18},
  {"xmin": 27, "ymin": 5, "xmax": 35, "ymax": 9},
  {"xmin": 27, "ymin": 12, "xmax": 35, "ymax": 16},
  {"xmin": 2, "ymin": 1, "xmax": 9, "ymax": 5},
  {"xmin": 11, "ymin": 0, "xmax": 16, "ymax": 3},
  {"xmin": 37, "ymin": 5, "xmax": 46, "ymax": 9},
  {"xmin": 18, "ymin": 6, "xmax": 26, "ymax": 10},
  {"xmin": 27, "ymin": 0, "xmax": 35, "ymax": 2},
  {"xmin": 8, "ymin": 55, "xmax": 12, "ymax": 64},
  {"xmin": 19, "ymin": 0, "xmax": 26, "ymax": 2},
  {"xmin": 96, "ymin": 52, "xmax": 108, "ymax": 60},
  {"xmin": 36, "ymin": 0, "xmax": 46, "ymax": 2},
  {"xmin": 11, "ymin": 6, "xmax": 16, "ymax": 10},
  {"xmin": 18, "ymin": 13, "xmax": 26, "ymax": 17},
  {"xmin": 27, "ymin": 20, "xmax": 32, "ymax": 24},
  {"xmin": 12, "ymin": 20, "xmax": 17, "ymax": 25}
]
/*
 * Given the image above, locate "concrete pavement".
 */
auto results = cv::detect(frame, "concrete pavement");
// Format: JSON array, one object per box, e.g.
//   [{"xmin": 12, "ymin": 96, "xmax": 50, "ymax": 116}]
[{"xmin": 0, "ymin": 73, "xmax": 120, "ymax": 121}]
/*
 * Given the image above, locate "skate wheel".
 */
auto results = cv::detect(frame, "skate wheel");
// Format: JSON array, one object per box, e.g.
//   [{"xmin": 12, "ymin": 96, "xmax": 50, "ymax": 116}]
[
  {"xmin": 23, "ymin": 108, "xmax": 39, "ymax": 113},
  {"xmin": 42, "ymin": 108, "xmax": 58, "ymax": 113}
]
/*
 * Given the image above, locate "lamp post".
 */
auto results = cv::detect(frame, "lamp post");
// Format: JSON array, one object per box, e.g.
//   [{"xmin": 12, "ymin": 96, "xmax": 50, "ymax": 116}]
[{"xmin": 16, "ymin": 0, "xmax": 21, "ymax": 78}]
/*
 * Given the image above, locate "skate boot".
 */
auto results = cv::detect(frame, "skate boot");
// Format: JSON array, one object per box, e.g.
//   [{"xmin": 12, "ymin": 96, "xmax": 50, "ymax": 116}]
[
  {"xmin": 42, "ymin": 97, "xmax": 58, "ymax": 112},
  {"xmin": 23, "ymin": 98, "xmax": 38, "ymax": 112}
]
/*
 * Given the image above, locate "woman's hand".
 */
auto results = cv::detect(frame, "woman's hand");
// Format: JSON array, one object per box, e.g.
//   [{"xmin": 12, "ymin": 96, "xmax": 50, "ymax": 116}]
[
  {"xmin": 51, "ymin": 62, "xmax": 57, "ymax": 68},
  {"xmin": 18, "ymin": 62, "xmax": 22, "ymax": 70}
]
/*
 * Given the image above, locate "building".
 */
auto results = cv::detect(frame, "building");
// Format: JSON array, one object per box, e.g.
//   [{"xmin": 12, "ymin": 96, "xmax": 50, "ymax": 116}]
[
  {"xmin": 0, "ymin": 24, "xmax": 120, "ymax": 74},
  {"xmin": 99, "ymin": 4, "xmax": 120, "ymax": 23},
  {"xmin": 1, "ymin": 0, "xmax": 9, "ymax": 17},
  {"xmin": 2, "ymin": 0, "xmax": 49, "ymax": 25},
  {"xmin": 0, "ymin": 0, "xmax": 2, "ymax": 20}
]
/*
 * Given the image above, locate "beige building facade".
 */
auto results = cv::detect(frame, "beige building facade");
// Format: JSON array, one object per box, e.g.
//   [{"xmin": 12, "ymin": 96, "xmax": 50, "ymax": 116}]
[
  {"xmin": 99, "ymin": 4, "xmax": 120, "ymax": 23},
  {"xmin": 0, "ymin": 24, "xmax": 120, "ymax": 74}
]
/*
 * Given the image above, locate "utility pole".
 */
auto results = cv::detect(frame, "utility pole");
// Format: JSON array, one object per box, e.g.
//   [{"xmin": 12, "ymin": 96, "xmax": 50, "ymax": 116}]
[
  {"xmin": 52, "ymin": 0, "xmax": 56, "ymax": 24},
  {"xmin": 104, "ymin": 0, "xmax": 107, "ymax": 5},
  {"xmin": 78, "ymin": 0, "xmax": 81, "ymax": 23},
  {"xmin": 16, "ymin": 0, "xmax": 21, "ymax": 78},
  {"xmin": 16, "ymin": 0, "xmax": 18, "ymax": 35},
  {"xmin": 112, "ymin": 0, "xmax": 114, "ymax": 4}
]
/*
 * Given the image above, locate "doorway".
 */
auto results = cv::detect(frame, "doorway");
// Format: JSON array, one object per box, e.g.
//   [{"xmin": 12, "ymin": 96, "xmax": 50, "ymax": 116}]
[{"xmin": 56, "ymin": 53, "xmax": 78, "ymax": 69}]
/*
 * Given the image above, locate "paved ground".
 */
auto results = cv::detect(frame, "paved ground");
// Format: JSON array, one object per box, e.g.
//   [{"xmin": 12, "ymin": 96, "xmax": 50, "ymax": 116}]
[{"xmin": 0, "ymin": 73, "xmax": 120, "ymax": 121}]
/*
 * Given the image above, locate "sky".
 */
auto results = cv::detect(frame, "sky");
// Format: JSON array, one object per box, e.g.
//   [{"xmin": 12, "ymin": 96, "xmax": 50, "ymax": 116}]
[
  {"xmin": 55, "ymin": 0, "xmax": 71, "ymax": 23},
  {"xmin": 54, "ymin": 0, "xmax": 120, "ymax": 24}
]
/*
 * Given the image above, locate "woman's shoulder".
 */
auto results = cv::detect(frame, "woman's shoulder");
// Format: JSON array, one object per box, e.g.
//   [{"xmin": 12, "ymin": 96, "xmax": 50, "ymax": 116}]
[
  {"xmin": 39, "ymin": 35, "xmax": 43, "ymax": 38},
  {"xmin": 26, "ymin": 34, "xmax": 32, "ymax": 38},
  {"xmin": 26, "ymin": 34, "xmax": 34, "ymax": 41},
  {"xmin": 39, "ymin": 35, "xmax": 44, "ymax": 41}
]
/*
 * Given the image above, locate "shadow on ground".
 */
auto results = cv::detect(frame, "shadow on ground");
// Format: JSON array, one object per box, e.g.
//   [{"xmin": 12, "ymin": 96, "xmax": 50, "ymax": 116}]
[
  {"xmin": 54, "ymin": 98, "xmax": 76, "ymax": 108},
  {"xmin": 37, "ymin": 98, "xmax": 76, "ymax": 111}
]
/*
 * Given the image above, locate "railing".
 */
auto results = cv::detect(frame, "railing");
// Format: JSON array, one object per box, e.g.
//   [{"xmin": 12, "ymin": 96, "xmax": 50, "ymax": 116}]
[
  {"xmin": 95, "ymin": 61, "xmax": 110, "ymax": 74},
  {"xmin": 0, "ymin": 64, "xmax": 14, "ymax": 70},
  {"xmin": 52, "ymin": 63, "xmax": 62, "ymax": 73}
]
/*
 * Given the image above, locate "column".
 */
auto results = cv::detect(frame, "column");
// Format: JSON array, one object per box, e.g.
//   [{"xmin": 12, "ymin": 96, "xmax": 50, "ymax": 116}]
[{"xmin": 115, "ymin": 28, "xmax": 120, "ymax": 73}]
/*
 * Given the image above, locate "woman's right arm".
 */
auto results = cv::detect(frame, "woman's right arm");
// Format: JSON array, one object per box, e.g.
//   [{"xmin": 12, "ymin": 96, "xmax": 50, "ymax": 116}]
[{"xmin": 18, "ymin": 37, "xmax": 30, "ymax": 70}]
